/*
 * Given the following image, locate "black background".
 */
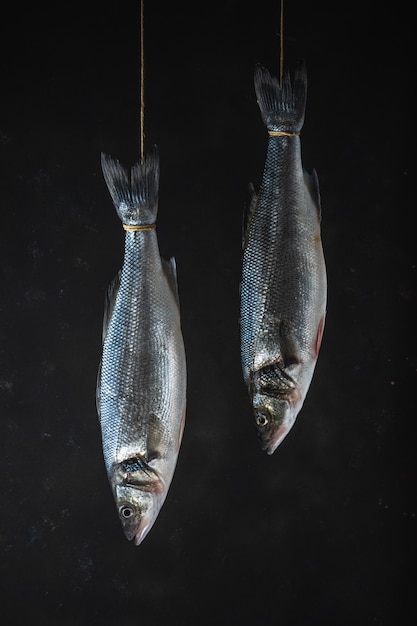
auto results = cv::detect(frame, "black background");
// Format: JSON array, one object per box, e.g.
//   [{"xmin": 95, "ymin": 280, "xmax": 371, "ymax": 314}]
[{"xmin": 1, "ymin": 1, "xmax": 414, "ymax": 624}]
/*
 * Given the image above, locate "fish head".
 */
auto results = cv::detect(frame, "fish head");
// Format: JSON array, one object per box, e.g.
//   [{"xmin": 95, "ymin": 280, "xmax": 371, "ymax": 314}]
[
  {"xmin": 249, "ymin": 361, "xmax": 307, "ymax": 454},
  {"xmin": 251, "ymin": 385, "xmax": 303, "ymax": 455},
  {"xmin": 110, "ymin": 456, "xmax": 169, "ymax": 546},
  {"xmin": 114, "ymin": 485, "xmax": 162, "ymax": 545}
]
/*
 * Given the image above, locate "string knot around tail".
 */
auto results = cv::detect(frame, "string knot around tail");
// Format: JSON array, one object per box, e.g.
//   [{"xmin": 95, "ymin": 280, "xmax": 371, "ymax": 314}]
[
  {"xmin": 268, "ymin": 130, "xmax": 300, "ymax": 137},
  {"xmin": 122, "ymin": 223, "xmax": 156, "ymax": 231}
]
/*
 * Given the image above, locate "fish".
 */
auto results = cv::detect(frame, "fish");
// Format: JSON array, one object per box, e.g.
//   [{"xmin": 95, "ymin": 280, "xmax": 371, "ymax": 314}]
[
  {"xmin": 96, "ymin": 148, "xmax": 187, "ymax": 545},
  {"xmin": 240, "ymin": 62, "xmax": 327, "ymax": 455}
]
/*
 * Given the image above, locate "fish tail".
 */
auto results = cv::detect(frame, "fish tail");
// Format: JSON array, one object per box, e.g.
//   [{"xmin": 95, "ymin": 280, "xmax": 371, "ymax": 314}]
[
  {"xmin": 254, "ymin": 61, "xmax": 307, "ymax": 134},
  {"xmin": 101, "ymin": 147, "xmax": 159, "ymax": 226}
]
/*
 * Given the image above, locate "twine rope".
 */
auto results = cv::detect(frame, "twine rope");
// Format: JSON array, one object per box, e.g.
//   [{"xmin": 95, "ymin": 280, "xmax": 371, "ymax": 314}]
[
  {"xmin": 123, "ymin": 223, "xmax": 156, "ymax": 231},
  {"xmin": 268, "ymin": 130, "xmax": 300, "ymax": 137}
]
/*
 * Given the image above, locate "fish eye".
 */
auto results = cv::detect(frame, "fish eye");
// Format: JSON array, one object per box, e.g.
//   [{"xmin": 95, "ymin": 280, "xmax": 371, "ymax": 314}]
[
  {"xmin": 255, "ymin": 413, "xmax": 269, "ymax": 427},
  {"xmin": 119, "ymin": 504, "xmax": 134, "ymax": 519}
]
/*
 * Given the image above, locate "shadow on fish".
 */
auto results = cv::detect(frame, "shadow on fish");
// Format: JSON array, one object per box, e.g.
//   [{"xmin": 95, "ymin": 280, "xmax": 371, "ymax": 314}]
[
  {"xmin": 96, "ymin": 149, "xmax": 187, "ymax": 545},
  {"xmin": 240, "ymin": 62, "xmax": 327, "ymax": 455}
]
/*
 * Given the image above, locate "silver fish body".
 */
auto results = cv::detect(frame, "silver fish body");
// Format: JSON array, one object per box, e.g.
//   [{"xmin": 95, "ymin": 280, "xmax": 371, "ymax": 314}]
[
  {"xmin": 97, "ymin": 149, "xmax": 187, "ymax": 545},
  {"xmin": 240, "ymin": 63, "xmax": 327, "ymax": 455}
]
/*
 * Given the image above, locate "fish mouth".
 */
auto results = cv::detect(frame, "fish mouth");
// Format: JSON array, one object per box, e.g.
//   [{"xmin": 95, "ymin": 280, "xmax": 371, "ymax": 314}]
[
  {"xmin": 253, "ymin": 390, "xmax": 300, "ymax": 455},
  {"xmin": 255, "ymin": 404, "xmax": 296, "ymax": 454},
  {"xmin": 118, "ymin": 502, "xmax": 141, "ymax": 542},
  {"xmin": 134, "ymin": 519, "xmax": 153, "ymax": 546},
  {"xmin": 119, "ymin": 508, "xmax": 153, "ymax": 545},
  {"xmin": 261, "ymin": 423, "xmax": 291, "ymax": 455}
]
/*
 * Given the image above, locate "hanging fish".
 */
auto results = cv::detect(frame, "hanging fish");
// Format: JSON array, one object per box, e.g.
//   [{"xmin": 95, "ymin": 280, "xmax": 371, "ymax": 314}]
[
  {"xmin": 240, "ymin": 62, "xmax": 327, "ymax": 455},
  {"xmin": 96, "ymin": 149, "xmax": 187, "ymax": 545}
]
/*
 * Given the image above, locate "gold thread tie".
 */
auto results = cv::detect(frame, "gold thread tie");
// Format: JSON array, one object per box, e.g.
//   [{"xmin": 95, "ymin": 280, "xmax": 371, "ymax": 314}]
[
  {"xmin": 268, "ymin": 130, "xmax": 300, "ymax": 137},
  {"xmin": 122, "ymin": 223, "xmax": 156, "ymax": 231}
]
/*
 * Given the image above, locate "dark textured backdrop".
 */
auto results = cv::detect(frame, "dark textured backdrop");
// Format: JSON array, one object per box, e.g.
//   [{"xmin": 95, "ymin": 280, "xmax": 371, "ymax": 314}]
[{"xmin": 1, "ymin": 2, "xmax": 414, "ymax": 624}]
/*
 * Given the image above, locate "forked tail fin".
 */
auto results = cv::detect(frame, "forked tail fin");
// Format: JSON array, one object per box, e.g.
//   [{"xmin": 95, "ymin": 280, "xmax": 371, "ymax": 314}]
[
  {"xmin": 101, "ymin": 147, "xmax": 159, "ymax": 226},
  {"xmin": 254, "ymin": 62, "xmax": 307, "ymax": 134}
]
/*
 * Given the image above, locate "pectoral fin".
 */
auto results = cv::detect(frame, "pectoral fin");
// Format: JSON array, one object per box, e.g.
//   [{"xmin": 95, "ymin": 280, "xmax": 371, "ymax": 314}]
[{"xmin": 313, "ymin": 313, "xmax": 326, "ymax": 360}]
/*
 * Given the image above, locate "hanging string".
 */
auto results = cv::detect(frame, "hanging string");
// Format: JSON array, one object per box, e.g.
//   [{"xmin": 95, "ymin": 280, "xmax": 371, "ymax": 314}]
[
  {"xmin": 140, "ymin": 0, "xmax": 145, "ymax": 161},
  {"xmin": 279, "ymin": 0, "xmax": 284, "ymax": 88}
]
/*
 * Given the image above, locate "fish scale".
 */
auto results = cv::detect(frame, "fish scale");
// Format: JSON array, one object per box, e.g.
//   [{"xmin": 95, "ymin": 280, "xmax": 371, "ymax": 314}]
[{"xmin": 100, "ymin": 231, "xmax": 163, "ymax": 470}]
